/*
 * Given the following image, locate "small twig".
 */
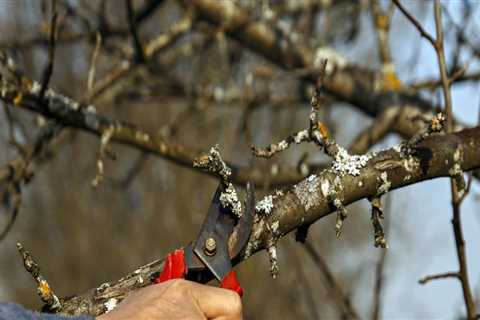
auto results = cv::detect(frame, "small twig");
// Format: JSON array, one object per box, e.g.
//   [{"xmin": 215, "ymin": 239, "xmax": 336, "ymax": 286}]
[
  {"xmin": 86, "ymin": 32, "xmax": 102, "ymax": 100},
  {"xmin": 38, "ymin": 0, "xmax": 58, "ymax": 104},
  {"xmin": 126, "ymin": 0, "xmax": 145, "ymax": 63},
  {"xmin": 250, "ymin": 60, "xmax": 331, "ymax": 159},
  {"xmin": 110, "ymin": 153, "xmax": 148, "ymax": 189},
  {"xmin": 410, "ymin": 68, "xmax": 479, "ymax": 90},
  {"xmin": 370, "ymin": 196, "xmax": 387, "ymax": 248},
  {"xmin": 433, "ymin": 1, "xmax": 476, "ymax": 318},
  {"xmin": 0, "ymin": 122, "xmax": 62, "ymax": 242},
  {"xmin": 402, "ymin": 112, "xmax": 445, "ymax": 153},
  {"xmin": 419, "ymin": 272, "xmax": 459, "ymax": 285},
  {"xmin": 2, "ymin": 102, "xmax": 27, "ymax": 155},
  {"xmin": 370, "ymin": 0, "xmax": 394, "ymax": 66},
  {"xmin": 0, "ymin": 181, "xmax": 21, "ymax": 242},
  {"xmin": 17, "ymin": 242, "xmax": 61, "ymax": 311},
  {"xmin": 92, "ymin": 126, "xmax": 115, "ymax": 187},
  {"xmin": 396, "ymin": 1, "xmax": 477, "ymax": 317},
  {"xmin": 304, "ymin": 242, "xmax": 360, "ymax": 320},
  {"xmin": 250, "ymin": 129, "xmax": 310, "ymax": 158},
  {"xmin": 393, "ymin": 0, "xmax": 436, "ymax": 47},
  {"xmin": 372, "ymin": 194, "xmax": 392, "ymax": 320},
  {"xmin": 267, "ymin": 241, "xmax": 279, "ymax": 279},
  {"xmin": 289, "ymin": 246, "xmax": 319, "ymax": 320}
]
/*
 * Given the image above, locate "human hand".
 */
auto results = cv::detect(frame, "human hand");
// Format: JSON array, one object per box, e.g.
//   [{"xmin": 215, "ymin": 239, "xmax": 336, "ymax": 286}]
[{"xmin": 96, "ymin": 279, "xmax": 242, "ymax": 320}]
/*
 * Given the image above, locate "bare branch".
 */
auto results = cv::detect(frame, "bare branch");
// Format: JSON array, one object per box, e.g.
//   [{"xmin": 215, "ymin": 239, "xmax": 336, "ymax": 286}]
[
  {"xmin": 51, "ymin": 126, "xmax": 480, "ymax": 316},
  {"xmin": 392, "ymin": 0, "xmax": 436, "ymax": 47},
  {"xmin": 370, "ymin": 196, "xmax": 387, "ymax": 248},
  {"xmin": 38, "ymin": 0, "xmax": 58, "ymax": 104},
  {"xmin": 125, "ymin": 0, "xmax": 146, "ymax": 63},
  {"xmin": 17, "ymin": 243, "xmax": 61, "ymax": 312},
  {"xmin": 419, "ymin": 272, "xmax": 459, "ymax": 285},
  {"xmin": 304, "ymin": 242, "xmax": 360, "ymax": 320}
]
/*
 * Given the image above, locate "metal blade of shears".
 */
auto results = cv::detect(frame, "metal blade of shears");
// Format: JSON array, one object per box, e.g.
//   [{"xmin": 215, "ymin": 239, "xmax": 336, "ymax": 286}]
[{"xmin": 193, "ymin": 183, "xmax": 235, "ymax": 281}]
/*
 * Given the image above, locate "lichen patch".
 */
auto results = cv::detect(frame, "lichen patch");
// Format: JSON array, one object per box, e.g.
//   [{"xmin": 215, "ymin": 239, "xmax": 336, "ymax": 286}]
[
  {"xmin": 255, "ymin": 195, "xmax": 274, "ymax": 215},
  {"xmin": 331, "ymin": 146, "xmax": 372, "ymax": 176},
  {"xmin": 104, "ymin": 298, "xmax": 118, "ymax": 313},
  {"xmin": 377, "ymin": 172, "xmax": 391, "ymax": 195},
  {"xmin": 220, "ymin": 183, "xmax": 242, "ymax": 218},
  {"xmin": 293, "ymin": 174, "xmax": 320, "ymax": 211}
]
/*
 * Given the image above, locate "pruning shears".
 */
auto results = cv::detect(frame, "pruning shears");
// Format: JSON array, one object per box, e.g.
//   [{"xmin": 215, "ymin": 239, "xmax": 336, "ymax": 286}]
[{"xmin": 154, "ymin": 182, "xmax": 255, "ymax": 296}]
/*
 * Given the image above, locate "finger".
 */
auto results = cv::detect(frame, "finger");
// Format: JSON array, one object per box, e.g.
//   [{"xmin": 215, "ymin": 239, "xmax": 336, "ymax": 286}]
[{"xmin": 187, "ymin": 281, "xmax": 243, "ymax": 320}]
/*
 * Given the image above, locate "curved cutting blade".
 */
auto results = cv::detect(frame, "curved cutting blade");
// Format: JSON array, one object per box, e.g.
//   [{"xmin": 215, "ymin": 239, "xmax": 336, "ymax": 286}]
[{"xmin": 190, "ymin": 182, "xmax": 255, "ymax": 281}]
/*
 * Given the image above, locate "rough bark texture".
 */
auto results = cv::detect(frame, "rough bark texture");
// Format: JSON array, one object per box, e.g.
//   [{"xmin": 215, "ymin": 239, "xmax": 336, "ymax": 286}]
[{"xmin": 57, "ymin": 126, "xmax": 480, "ymax": 316}]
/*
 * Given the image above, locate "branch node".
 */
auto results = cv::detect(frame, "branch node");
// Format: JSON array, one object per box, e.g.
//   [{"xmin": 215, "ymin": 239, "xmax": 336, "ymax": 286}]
[
  {"xmin": 403, "ymin": 113, "xmax": 446, "ymax": 154},
  {"xmin": 193, "ymin": 145, "xmax": 231, "ymax": 184}
]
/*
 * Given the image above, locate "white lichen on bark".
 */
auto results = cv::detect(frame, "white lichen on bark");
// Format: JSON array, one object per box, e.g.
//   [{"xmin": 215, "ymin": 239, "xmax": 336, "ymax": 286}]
[
  {"xmin": 255, "ymin": 195, "xmax": 274, "ymax": 215},
  {"xmin": 377, "ymin": 171, "xmax": 391, "ymax": 195},
  {"xmin": 193, "ymin": 145, "xmax": 242, "ymax": 217},
  {"xmin": 449, "ymin": 147, "xmax": 463, "ymax": 177},
  {"xmin": 104, "ymin": 298, "xmax": 117, "ymax": 313},
  {"xmin": 294, "ymin": 174, "xmax": 321, "ymax": 211},
  {"xmin": 331, "ymin": 146, "xmax": 372, "ymax": 176},
  {"xmin": 193, "ymin": 145, "xmax": 232, "ymax": 183},
  {"xmin": 267, "ymin": 243, "xmax": 279, "ymax": 279},
  {"xmin": 294, "ymin": 129, "xmax": 309, "ymax": 143},
  {"xmin": 314, "ymin": 47, "xmax": 348, "ymax": 73},
  {"xmin": 219, "ymin": 182, "xmax": 242, "ymax": 218},
  {"xmin": 319, "ymin": 176, "xmax": 347, "ymax": 237},
  {"xmin": 449, "ymin": 146, "xmax": 466, "ymax": 198}
]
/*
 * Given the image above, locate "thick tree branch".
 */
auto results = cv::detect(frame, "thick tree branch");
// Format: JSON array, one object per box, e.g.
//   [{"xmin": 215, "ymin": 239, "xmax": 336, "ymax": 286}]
[
  {"xmin": 185, "ymin": 0, "xmax": 434, "ymax": 121},
  {"xmin": 53, "ymin": 126, "xmax": 480, "ymax": 316},
  {"xmin": 0, "ymin": 63, "xmax": 302, "ymax": 187}
]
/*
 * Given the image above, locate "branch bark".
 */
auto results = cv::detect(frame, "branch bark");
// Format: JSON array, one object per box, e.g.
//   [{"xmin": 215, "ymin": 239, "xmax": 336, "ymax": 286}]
[{"xmin": 54, "ymin": 126, "xmax": 480, "ymax": 316}]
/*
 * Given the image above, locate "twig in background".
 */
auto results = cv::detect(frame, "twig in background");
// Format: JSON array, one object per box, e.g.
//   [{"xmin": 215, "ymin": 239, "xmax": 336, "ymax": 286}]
[
  {"xmin": 394, "ymin": 1, "xmax": 477, "ymax": 317},
  {"xmin": 0, "ymin": 123, "xmax": 62, "ymax": 242},
  {"xmin": 86, "ymin": 32, "xmax": 102, "ymax": 101},
  {"xmin": 125, "ymin": 0, "xmax": 146, "ymax": 63},
  {"xmin": 304, "ymin": 242, "xmax": 360, "ymax": 320},
  {"xmin": 419, "ymin": 272, "xmax": 459, "ymax": 285},
  {"xmin": 38, "ymin": 0, "xmax": 58, "ymax": 105},
  {"xmin": 92, "ymin": 125, "xmax": 115, "ymax": 187}
]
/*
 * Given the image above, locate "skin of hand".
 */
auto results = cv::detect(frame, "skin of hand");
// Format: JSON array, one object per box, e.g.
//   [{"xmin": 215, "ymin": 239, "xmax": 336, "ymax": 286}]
[{"xmin": 96, "ymin": 279, "xmax": 242, "ymax": 320}]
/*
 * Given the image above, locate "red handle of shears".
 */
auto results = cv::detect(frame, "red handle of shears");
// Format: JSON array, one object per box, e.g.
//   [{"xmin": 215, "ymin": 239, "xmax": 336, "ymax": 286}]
[{"xmin": 153, "ymin": 249, "xmax": 243, "ymax": 297}]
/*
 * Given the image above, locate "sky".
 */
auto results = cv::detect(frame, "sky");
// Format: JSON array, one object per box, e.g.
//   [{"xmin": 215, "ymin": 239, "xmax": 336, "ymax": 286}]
[{"xmin": 352, "ymin": 1, "xmax": 480, "ymax": 318}]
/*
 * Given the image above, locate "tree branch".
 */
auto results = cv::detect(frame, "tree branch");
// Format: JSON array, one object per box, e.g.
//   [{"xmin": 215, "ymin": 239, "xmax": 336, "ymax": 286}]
[{"xmin": 49, "ymin": 125, "xmax": 480, "ymax": 316}]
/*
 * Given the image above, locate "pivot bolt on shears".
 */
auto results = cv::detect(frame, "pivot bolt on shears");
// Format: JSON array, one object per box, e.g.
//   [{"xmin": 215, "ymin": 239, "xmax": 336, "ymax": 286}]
[{"xmin": 154, "ymin": 182, "xmax": 255, "ymax": 297}]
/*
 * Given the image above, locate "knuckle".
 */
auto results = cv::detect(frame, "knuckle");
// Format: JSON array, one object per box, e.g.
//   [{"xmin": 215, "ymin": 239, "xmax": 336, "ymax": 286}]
[
  {"xmin": 226, "ymin": 291, "xmax": 242, "ymax": 315},
  {"xmin": 164, "ymin": 279, "xmax": 191, "ymax": 300},
  {"xmin": 167, "ymin": 279, "xmax": 188, "ymax": 291}
]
